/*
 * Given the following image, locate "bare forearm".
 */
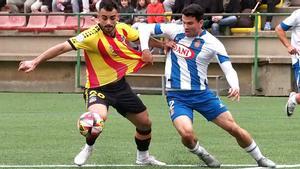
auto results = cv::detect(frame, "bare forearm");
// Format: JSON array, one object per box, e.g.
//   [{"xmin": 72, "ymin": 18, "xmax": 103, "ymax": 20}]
[
  {"xmin": 149, "ymin": 37, "xmax": 164, "ymax": 49},
  {"xmin": 33, "ymin": 42, "xmax": 72, "ymax": 65},
  {"xmin": 275, "ymin": 26, "xmax": 291, "ymax": 48}
]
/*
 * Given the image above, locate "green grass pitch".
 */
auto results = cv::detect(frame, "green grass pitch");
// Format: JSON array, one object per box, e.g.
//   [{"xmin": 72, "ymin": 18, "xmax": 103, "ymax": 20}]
[{"xmin": 0, "ymin": 93, "xmax": 299, "ymax": 168}]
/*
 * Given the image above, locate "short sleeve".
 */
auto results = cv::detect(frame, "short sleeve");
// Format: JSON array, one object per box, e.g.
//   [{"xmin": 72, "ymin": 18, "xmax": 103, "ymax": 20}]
[
  {"xmin": 282, "ymin": 10, "xmax": 300, "ymax": 28},
  {"xmin": 118, "ymin": 23, "xmax": 139, "ymax": 42},
  {"xmin": 68, "ymin": 26, "xmax": 99, "ymax": 51},
  {"xmin": 152, "ymin": 23, "xmax": 183, "ymax": 39}
]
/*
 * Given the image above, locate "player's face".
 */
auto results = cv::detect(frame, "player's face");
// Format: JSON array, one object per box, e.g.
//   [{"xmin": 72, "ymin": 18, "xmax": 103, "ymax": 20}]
[
  {"xmin": 182, "ymin": 15, "xmax": 203, "ymax": 37},
  {"xmin": 97, "ymin": 8, "xmax": 119, "ymax": 36}
]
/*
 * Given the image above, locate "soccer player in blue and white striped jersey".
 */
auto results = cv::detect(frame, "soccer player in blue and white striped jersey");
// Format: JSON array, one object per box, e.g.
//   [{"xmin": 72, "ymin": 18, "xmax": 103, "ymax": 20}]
[
  {"xmin": 276, "ymin": 9, "xmax": 300, "ymax": 117},
  {"xmin": 139, "ymin": 3, "xmax": 276, "ymax": 168}
]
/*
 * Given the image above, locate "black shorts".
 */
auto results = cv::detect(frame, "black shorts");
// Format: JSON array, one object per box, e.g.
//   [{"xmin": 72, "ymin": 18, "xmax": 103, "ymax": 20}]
[{"xmin": 84, "ymin": 77, "xmax": 146, "ymax": 117}]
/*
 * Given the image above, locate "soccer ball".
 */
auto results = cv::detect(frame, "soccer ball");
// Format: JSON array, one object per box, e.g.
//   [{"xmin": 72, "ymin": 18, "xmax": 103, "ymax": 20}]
[{"xmin": 77, "ymin": 112, "xmax": 104, "ymax": 137}]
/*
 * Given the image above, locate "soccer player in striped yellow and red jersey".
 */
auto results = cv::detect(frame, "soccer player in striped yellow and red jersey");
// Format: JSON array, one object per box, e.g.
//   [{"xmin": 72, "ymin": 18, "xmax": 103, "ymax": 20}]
[
  {"xmin": 69, "ymin": 21, "xmax": 144, "ymax": 88},
  {"xmin": 18, "ymin": 0, "xmax": 165, "ymax": 166}
]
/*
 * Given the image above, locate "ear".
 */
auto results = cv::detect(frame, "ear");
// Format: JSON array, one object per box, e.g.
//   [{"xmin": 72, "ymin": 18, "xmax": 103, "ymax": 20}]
[{"xmin": 199, "ymin": 19, "xmax": 204, "ymax": 28}]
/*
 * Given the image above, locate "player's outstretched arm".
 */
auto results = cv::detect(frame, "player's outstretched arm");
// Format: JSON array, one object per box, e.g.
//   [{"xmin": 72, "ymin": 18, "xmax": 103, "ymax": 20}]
[
  {"xmin": 138, "ymin": 23, "xmax": 176, "ymax": 63},
  {"xmin": 18, "ymin": 41, "xmax": 73, "ymax": 73},
  {"xmin": 141, "ymin": 37, "xmax": 169, "ymax": 64}
]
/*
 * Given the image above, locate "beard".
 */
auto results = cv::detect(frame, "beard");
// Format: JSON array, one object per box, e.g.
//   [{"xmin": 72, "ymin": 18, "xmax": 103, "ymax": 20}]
[{"xmin": 100, "ymin": 24, "xmax": 115, "ymax": 36}]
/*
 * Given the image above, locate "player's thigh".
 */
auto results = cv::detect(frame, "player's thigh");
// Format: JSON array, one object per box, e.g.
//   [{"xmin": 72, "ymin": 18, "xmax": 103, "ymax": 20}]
[
  {"xmin": 84, "ymin": 88, "xmax": 109, "ymax": 120},
  {"xmin": 173, "ymin": 115, "xmax": 194, "ymax": 137},
  {"xmin": 212, "ymin": 111, "xmax": 239, "ymax": 132},
  {"xmin": 115, "ymin": 81, "xmax": 146, "ymax": 116}
]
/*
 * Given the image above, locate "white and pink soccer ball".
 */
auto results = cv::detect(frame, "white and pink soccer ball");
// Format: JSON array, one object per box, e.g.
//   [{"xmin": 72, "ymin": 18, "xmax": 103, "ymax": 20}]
[{"xmin": 77, "ymin": 112, "xmax": 104, "ymax": 137}]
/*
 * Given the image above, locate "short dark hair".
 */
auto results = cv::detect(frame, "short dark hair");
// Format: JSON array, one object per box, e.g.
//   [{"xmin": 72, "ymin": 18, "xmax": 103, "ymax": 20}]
[
  {"xmin": 182, "ymin": 3, "xmax": 204, "ymax": 21},
  {"xmin": 99, "ymin": 0, "xmax": 119, "ymax": 11}
]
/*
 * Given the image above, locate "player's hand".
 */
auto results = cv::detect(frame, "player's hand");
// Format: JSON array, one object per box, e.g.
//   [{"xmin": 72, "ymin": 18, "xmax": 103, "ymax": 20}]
[
  {"xmin": 287, "ymin": 45, "xmax": 299, "ymax": 55},
  {"xmin": 142, "ymin": 49, "xmax": 153, "ymax": 64},
  {"xmin": 18, "ymin": 60, "xmax": 37, "ymax": 73},
  {"xmin": 164, "ymin": 40, "xmax": 176, "ymax": 53},
  {"xmin": 227, "ymin": 87, "xmax": 240, "ymax": 102}
]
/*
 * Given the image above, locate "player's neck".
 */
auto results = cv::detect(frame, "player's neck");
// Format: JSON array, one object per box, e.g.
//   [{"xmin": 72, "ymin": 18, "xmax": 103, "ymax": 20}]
[
  {"xmin": 197, "ymin": 29, "xmax": 203, "ymax": 36},
  {"xmin": 187, "ymin": 29, "xmax": 203, "ymax": 38}
]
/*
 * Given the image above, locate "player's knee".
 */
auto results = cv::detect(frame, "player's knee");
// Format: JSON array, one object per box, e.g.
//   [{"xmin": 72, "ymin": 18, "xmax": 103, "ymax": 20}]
[
  {"xmin": 180, "ymin": 130, "xmax": 194, "ymax": 142},
  {"xmin": 139, "ymin": 119, "xmax": 152, "ymax": 130},
  {"xmin": 136, "ymin": 114, "xmax": 152, "ymax": 130}
]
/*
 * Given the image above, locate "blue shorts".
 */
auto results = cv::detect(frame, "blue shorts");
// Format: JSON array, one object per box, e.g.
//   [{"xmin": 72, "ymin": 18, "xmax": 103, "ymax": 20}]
[
  {"xmin": 292, "ymin": 59, "xmax": 300, "ymax": 92},
  {"xmin": 166, "ymin": 89, "xmax": 228, "ymax": 121}
]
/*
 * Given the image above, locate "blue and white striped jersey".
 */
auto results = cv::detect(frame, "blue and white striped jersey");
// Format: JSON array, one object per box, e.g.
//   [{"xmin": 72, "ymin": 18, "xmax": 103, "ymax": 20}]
[{"xmin": 153, "ymin": 23, "xmax": 231, "ymax": 90}]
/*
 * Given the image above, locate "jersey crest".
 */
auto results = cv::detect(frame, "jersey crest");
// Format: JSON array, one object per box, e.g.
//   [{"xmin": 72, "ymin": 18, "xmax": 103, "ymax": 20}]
[
  {"xmin": 193, "ymin": 39, "xmax": 201, "ymax": 48},
  {"xmin": 109, "ymin": 45, "xmax": 118, "ymax": 56}
]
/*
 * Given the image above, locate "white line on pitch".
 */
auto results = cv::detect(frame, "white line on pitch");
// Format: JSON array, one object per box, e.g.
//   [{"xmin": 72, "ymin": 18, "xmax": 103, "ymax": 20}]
[
  {"xmin": 0, "ymin": 164, "xmax": 251, "ymax": 168},
  {"xmin": 0, "ymin": 164, "xmax": 299, "ymax": 168},
  {"xmin": 241, "ymin": 164, "xmax": 300, "ymax": 169}
]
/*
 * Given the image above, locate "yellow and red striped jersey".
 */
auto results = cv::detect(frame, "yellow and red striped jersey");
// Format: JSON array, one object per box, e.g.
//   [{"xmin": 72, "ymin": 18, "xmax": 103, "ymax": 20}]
[{"xmin": 68, "ymin": 23, "xmax": 145, "ymax": 88}]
